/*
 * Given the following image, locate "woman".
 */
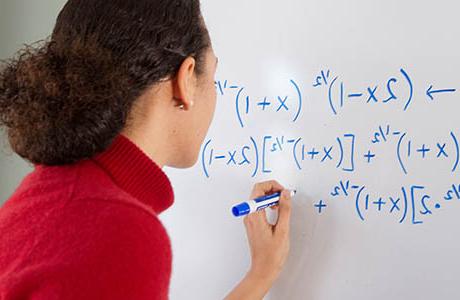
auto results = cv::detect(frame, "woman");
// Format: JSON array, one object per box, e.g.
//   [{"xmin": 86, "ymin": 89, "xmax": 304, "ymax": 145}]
[{"xmin": 0, "ymin": 0, "xmax": 292, "ymax": 299}]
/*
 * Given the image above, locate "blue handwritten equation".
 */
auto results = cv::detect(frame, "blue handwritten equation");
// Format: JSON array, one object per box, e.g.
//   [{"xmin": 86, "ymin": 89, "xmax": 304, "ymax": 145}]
[
  {"xmin": 215, "ymin": 79, "xmax": 302, "ymax": 128},
  {"xmin": 210, "ymin": 67, "xmax": 459, "ymax": 225},
  {"xmin": 313, "ymin": 68, "xmax": 456, "ymax": 116},
  {"xmin": 313, "ymin": 180, "xmax": 460, "ymax": 225},
  {"xmin": 201, "ymin": 127, "xmax": 459, "ymax": 178},
  {"xmin": 215, "ymin": 68, "xmax": 457, "ymax": 126}
]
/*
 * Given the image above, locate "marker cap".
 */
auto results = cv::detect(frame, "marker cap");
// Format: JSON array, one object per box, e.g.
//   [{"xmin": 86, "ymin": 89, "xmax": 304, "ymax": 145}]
[{"xmin": 232, "ymin": 202, "xmax": 250, "ymax": 217}]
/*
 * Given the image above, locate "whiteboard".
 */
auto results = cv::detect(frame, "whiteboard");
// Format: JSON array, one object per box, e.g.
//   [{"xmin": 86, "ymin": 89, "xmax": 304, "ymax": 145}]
[{"xmin": 161, "ymin": 0, "xmax": 460, "ymax": 299}]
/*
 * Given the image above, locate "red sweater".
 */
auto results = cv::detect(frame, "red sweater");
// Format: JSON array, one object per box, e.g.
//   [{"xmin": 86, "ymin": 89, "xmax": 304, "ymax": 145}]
[{"xmin": 0, "ymin": 134, "xmax": 174, "ymax": 299}]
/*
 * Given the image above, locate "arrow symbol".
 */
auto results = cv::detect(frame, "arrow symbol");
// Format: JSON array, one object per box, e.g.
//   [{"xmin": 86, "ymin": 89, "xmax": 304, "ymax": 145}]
[{"xmin": 426, "ymin": 85, "xmax": 456, "ymax": 100}]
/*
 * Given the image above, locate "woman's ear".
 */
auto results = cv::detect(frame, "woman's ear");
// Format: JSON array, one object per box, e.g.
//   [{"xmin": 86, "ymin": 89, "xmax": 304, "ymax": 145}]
[{"xmin": 173, "ymin": 56, "xmax": 197, "ymax": 111}]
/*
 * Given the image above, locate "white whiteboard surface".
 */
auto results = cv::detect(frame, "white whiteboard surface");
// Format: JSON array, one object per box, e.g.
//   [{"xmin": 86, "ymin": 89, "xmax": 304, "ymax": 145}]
[{"xmin": 161, "ymin": 1, "xmax": 460, "ymax": 299}]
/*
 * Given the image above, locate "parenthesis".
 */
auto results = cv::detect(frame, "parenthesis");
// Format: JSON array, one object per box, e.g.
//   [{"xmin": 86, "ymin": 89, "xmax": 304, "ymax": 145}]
[
  {"xmin": 336, "ymin": 137, "xmax": 344, "ymax": 169},
  {"xmin": 328, "ymin": 76, "xmax": 339, "ymax": 115},
  {"xmin": 355, "ymin": 186, "xmax": 366, "ymax": 221},
  {"xmin": 250, "ymin": 136, "xmax": 259, "ymax": 178},
  {"xmin": 201, "ymin": 139, "xmax": 212, "ymax": 178},
  {"xmin": 293, "ymin": 138, "xmax": 302, "ymax": 170},
  {"xmin": 399, "ymin": 186, "xmax": 408, "ymax": 224},
  {"xmin": 401, "ymin": 68, "xmax": 414, "ymax": 111},
  {"xmin": 451, "ymin": 131, "xmax": 459, "ymax": 172},
  {"xmin": 396, "ymin": 133, "xmax": 408, "ymax": 175},
  {"xmin": 290, "ymin": 79, "xmax": 302, "ymax": 122},
  {"xmin": 236, "ymin": 87, "xmax": 246, "ymax": 128}
]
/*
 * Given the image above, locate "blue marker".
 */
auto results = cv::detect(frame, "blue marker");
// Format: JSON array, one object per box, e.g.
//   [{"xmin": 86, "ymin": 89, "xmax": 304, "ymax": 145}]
[{"xmin": 232, "ymin": 190, "xmax": 296, "ymax": 217}]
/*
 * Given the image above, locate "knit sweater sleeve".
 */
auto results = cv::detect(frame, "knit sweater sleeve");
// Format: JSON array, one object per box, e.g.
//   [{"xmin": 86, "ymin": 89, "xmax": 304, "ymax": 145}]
[{"xmin": 24, "ymin": 199, "xmax": 172, "ymax": 300}]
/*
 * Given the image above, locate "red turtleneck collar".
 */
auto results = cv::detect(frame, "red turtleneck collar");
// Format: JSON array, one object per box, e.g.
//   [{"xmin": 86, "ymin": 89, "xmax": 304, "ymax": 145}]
[{"xmin": 91, "ymin": 134, "xmax": 174, "ymax": 214}]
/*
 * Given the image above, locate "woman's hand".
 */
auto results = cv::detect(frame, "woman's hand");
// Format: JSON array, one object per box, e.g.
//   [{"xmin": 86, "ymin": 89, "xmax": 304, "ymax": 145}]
[
  {"xmin": 225, "ymin": 180, "xmax": 292, "ymax": 300},
  {"xmin": 245, "ymin": 180, "xmax": 292, "ymax": 284}
]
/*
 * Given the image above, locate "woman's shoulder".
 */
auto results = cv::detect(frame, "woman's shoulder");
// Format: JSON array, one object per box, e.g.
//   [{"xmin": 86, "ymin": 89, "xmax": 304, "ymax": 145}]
[
  {"xmin": 5, "ymin": 158, "xmax": 157, "ymax": 214},
  {"xmin": 0, "ymin": 159, "xmax": 172, "ymax": 299}
]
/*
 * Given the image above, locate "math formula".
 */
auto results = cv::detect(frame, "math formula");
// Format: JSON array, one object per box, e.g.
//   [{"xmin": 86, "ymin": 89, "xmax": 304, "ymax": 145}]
[{"xmin": 205, "ymin": 67, "xmax": 459, "ymax": 225}]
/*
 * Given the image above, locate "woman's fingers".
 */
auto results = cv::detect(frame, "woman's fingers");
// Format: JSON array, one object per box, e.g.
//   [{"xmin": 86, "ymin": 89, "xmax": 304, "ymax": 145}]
[
  {"xmin": 250, "ymin": 180, "xmax": 285, "ymax": 198},
  {"xmin": 248, "ymin": 180, "xmax": 291, "ymax": 227},
  {"xmin": 245, "ymin": 209, "xmax": 270, "ymax": 228}
]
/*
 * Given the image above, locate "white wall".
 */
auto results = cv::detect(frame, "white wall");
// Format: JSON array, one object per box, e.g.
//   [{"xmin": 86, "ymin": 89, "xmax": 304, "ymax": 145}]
[{"xmin": 0, "ymin": 0, "xmax": 67, "ymax": 203}]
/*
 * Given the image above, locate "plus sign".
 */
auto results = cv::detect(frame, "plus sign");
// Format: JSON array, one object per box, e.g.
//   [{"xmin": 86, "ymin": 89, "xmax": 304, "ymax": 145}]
[
  {"xmin": 417, "ymin": 144, "xmax": 430, "ymax": 158},
  {"xmin": 373, "ymin": 197, "xmax": 386, "ymax": 211},
  {"xmin": 314, "ymin": 200, "xmax": 327, "ymax": 214},
  {"xmin": 364, "ymin": 150, "xmax": 376, "ymax": 163},
  {"xmin": 257, "ymin": 97, "xmax": 271, "ymax": 111},
  {"xmin": 307, "ymin": 148, "xmax": 320, "ymax": 160}
]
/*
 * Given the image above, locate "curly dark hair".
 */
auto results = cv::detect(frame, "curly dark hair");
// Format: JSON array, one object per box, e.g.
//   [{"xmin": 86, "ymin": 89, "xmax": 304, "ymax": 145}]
[{"xmin": 0, "ymin": 0, "xmax": 211, "ymax": 166}]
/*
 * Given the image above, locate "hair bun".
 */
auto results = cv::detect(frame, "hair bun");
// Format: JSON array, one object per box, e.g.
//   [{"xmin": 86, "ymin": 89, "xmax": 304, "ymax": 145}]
[{"xmin": 0, "ymin": 37, "xmax": 133, "ymax": 165}]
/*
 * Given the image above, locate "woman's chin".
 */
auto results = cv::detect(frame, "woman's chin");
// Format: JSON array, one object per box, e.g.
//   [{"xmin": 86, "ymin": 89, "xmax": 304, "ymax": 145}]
[{"xmin": 168, "ymin": 154, "xmax": 199, "ymax": 169}]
